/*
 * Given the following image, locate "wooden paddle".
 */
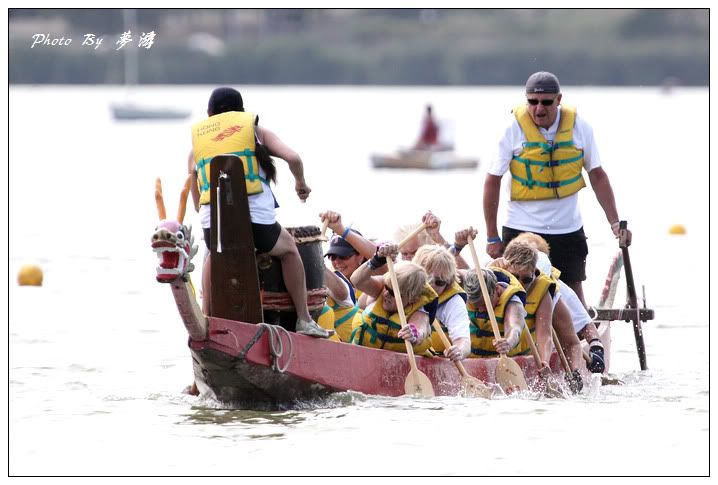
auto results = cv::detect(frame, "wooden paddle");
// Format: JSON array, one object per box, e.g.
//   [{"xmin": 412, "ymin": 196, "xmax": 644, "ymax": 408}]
[
  {"xmin": 523, "ymin": 326, "xmax": 564, "ymax": 398},
  {"xmin": 467, "ymin": 236, "xmax": 528, "ymax": 393},
  {"xmin": 552, "ymin": 327, "xmax": 588, "ymax": 392},
  {"xmin": 386, "ymin": 257, "xmax": 435, "ymax": 397},
  {"xmin": 398, "ymin": 223, "xmax": 428, "ymax": 249},
  {"xmin": 551, "ymin": 327, "xmax": 572, "ymax": 374},
  {"xmin": 321, "ymin": 219, "xmax": 329, "ymax": 240},
  {"xmin": 431, "ymin": 320, "xmax": 496, "ymax": 398},
  {"xmin": 618, "ymin": 221, "xmax": 648, "ymax": 370}
]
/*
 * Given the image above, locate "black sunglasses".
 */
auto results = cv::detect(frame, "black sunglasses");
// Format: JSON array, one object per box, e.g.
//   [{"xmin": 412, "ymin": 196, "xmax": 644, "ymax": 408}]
[
  {"xmin": 384, "ymin": 284, "xmax": 395, "ymax": 297},
  {"xmin": 527, "ymin": 98, "xmax": 556, "ymax": 106},
  {"xmin": 432, "ymin": 278, "xmax": 448, "ymax": 287},
  {"xmin": 327, "ymin": 253, "xmax": 352, "ymax": 261}
]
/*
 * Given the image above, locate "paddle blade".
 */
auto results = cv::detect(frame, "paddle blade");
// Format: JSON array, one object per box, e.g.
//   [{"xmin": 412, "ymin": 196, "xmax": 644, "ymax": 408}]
[
  {"xmin": 601, "ymin": 376, "xmax": 625, "ymax": 386},
  {"xmin": 404, "ymin": 369, "xmax": 435, "ymax": 397},
  {"xmin": 496, "ymin": 355, "xmax": 528, "ymax": 394},
  {"xmin": 461, "ymin": 376, "xmax": 500, "ymax": 399},
  {"xmin": 535, "ymin": 366, "xmax": 566, "ymax": 398}
]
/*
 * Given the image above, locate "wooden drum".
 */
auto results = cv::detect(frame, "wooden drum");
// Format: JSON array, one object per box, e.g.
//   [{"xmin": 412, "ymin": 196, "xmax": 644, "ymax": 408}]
[{"xmin": 258, "ymin": 225, "xmax": 329, "ymax": 330}]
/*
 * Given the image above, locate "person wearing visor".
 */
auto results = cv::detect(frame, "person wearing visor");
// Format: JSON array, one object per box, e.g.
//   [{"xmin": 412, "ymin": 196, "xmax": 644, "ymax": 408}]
[
  {"xmin": 319, "ymin": 210, "xmax": 376, "ymax": 342},
  {"xmin": 483, "ymin": 71, "xmax": 631, "ymax": 307}
]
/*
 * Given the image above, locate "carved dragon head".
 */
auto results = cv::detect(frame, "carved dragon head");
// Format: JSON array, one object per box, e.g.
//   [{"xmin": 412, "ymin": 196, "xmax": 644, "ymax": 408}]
[{"xmin": 151, "ymin": 176, "xmax": 199, "ymax": 283}]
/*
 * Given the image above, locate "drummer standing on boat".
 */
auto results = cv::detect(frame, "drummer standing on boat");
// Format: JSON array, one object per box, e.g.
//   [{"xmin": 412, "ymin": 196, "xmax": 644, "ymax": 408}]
[
  {"xmin": 483, "ymin": 71, "xmax": 631, "ymax": 307},
  {"xmin": 188, "ymin": 86, "xmax": 331, "ymax": 338}
]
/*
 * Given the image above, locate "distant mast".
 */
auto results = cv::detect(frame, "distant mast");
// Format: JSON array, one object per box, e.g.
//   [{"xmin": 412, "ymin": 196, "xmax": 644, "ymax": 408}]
[
  {"xmin": 111, "ymin": 9, "xmax": 191, "ymax": 121},
  {"xmin": 123, "ymin": 9, "xmax": 138, "ymax": 88}
]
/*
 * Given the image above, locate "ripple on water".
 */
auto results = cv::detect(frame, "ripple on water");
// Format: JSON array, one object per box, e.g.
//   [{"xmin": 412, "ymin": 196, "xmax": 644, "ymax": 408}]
[
  {"xmin": 68, "ymin": 364, "xmax": 100, "ymax": 373},
  {"xmin": 65, "ymin": 381, "xmax": 88, "ymax": 390}
]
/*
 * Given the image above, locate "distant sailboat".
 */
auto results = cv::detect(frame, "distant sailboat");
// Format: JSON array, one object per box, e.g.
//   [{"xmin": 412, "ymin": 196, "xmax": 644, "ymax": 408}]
[{"xmin": 111, "ymin": 9, "xmax": 191, "ymax": 121}]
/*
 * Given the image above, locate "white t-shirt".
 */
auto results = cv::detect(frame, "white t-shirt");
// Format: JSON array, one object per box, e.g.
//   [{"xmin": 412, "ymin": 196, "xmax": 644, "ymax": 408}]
[
  {"xmin": 331, "ymin": 273, "xmax": 356, "ymax": 309},
  {"xmin": 199, "ymin": 175, "xmax": 277, "ymax": 228},
  {"xmin": 436, "ymin": 293, "xmax": 471, "ymax": 343},
  {"xmin": 488, "ymin": 107, "xmax": 602, "ymax": 234},
  {"xmin": 535, "ymin": 251, "xmax": 591, "ymax": 332}
]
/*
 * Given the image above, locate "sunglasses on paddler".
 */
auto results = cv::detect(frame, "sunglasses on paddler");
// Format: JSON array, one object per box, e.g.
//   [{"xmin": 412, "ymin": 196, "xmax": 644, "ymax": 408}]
[
  {"xmin": 527, "ymin": 97, "xmax": 557, "ymax": 106},
  {"xmin": 431, "ymin": 277, "xmax": 448, "ymax": 287},
  {"xmin": 383, "ymin": 284, "xmax": 395, "ymax": 297}
]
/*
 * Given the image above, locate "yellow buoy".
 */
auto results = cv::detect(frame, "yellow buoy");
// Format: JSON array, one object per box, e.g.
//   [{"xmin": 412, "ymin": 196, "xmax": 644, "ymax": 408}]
[
  {"xmin": 18, "ymin": 264, "xmax": 43, "ymax": 286},
  {"xmin": 668, "ymin": 224, "xmax": 687, "ymax": 235}
]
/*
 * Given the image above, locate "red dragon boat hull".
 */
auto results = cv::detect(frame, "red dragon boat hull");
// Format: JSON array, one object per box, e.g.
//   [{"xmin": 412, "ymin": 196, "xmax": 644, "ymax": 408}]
[
  {"xmin": 188, "ymin": 316, "xmax": 561, "ymax": 407},
  {"xmin": 153, "ymin": 155, "xmax": 651, "ymax": 409}
]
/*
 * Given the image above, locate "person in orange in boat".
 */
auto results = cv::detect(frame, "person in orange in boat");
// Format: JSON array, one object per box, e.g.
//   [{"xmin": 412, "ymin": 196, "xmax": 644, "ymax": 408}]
[
  {"xmin": 350, "ymin": 243, "xmax": 439, "ymax": 354},
  {"xmin": 319, "ymin": 210, "xmax": 377, "ymax": 342},
  {"xmin": 510, "ymin": 232, "xmax": 606, "ymax": 374},
  {"xmin": 188, "ymin": 86, "xmax": 331, "ymax": 338},
  {"xmin": 492, "ymin": 240, "xmax": 584, "ymax": 392},
  {"xmin": 415, "ymin": 104, "xmax": 439, "ymax": 149},
  {"xmin": 412, "ymin": 245, "xmax": 470, "ymax": 362},
  {"xmin": 483, "ymin": 71, "xmax": 631, "ymax": 308},
  {"xmin": 461, "ymin": 267, "xmax": 528, "ymax": 358}
]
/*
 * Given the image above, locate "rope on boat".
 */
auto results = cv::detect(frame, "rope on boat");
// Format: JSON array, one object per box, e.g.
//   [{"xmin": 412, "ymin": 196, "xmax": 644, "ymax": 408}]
[
  {"xmin": 238, "ymin": 323, "xmax": 293, "ymax": 373},
  {"xmin": 262, "ymin": 288, "xmax": 329, "ymax": 312}
]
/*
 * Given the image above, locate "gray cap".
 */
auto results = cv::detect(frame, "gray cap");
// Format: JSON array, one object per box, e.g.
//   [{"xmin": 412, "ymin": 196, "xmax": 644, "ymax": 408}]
[{"xmin": 525, "ymin": 71, "xmax": 561, "ymax": 94}]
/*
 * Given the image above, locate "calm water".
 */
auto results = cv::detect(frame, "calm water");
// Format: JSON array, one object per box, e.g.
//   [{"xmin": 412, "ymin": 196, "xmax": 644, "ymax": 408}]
[{"xmin": 8, "ymin": 85, "xmax": 709, "ymax": 476}]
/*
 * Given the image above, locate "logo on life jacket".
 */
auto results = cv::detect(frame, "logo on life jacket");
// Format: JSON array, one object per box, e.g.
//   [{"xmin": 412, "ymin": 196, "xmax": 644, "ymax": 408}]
[{"xmin": 212, "ymin": 125, "xmax": 244, "ymax": 142}]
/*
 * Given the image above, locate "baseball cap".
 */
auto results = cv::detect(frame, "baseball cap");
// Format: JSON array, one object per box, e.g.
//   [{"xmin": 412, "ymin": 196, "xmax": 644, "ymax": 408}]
[
  {"xmin": 525, "ymin": 71, "xmax": 561, "ymax": 94},
  {"xmin": 208, "ymin": 87, "xmax": 244, "ymax": 115},
  {"xmin": 325, "ymin": 229, "xmax": 362, "ymax": 258}
]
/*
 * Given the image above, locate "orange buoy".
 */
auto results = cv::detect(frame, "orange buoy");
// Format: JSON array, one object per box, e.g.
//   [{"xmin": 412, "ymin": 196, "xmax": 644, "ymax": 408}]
[
  {"xmin": 668, "ymin": 224, "xmax": 686, "ymax": 235},
  {"xmin": 17, "ymin": 264, "xmax": 43, "ymax": 286}
]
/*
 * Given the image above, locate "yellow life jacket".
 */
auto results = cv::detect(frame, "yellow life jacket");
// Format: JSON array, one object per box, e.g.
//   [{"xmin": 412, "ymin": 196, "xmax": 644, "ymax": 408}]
[
  {"xmin": 512, "ymin": 270, "xmax": 558, "ymax": 355},
  {"xmin": 326, "ymin": 271, "xmax": 363, "ymax": 343},
  {"xmin": 316, "ymin": 304, "xmax": 340, "ymax": 343},
  {"xmin": 510, "ymin": 104, "xmax": 586, "ymax": 201},
  {"xmin": 468, "ymin": 268, "xmax": 527, "ymax": 358},
  {"xmin": 191, "ymin": 111, "xmax": 264, "ymax": 205},
  {"xmin": 430, "ymin": 281, "xmax": 467, "ymax": 353},
  {"xmin": 351, "ymin": 284, "xmax": 438, "ymax": 354}
]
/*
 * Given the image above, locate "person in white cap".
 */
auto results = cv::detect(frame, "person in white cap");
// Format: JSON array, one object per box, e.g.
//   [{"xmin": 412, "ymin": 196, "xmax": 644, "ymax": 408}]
[{"xmin": 483, "ymin": 71, "xmax": 631, "ymax": 307}]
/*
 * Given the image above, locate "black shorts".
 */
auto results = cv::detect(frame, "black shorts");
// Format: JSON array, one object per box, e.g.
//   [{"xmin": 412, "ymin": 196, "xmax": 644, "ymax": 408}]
[
  {"xmin": 202, "ymin": 221, "xmax": 282, "ymax": 254},
  {"xmin": 502, "ymin": 226, "xmax": 588, "ymax": 284}
]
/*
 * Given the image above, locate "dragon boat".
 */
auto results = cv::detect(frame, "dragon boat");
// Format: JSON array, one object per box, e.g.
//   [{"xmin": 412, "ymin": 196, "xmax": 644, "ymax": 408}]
[
  {"xmin": 151, "ymin": 155, "xmax": 653, "ymax": 409},
  {"xmin": 371, "ymin": 148, "xmax": 479, "ymax": 170}
]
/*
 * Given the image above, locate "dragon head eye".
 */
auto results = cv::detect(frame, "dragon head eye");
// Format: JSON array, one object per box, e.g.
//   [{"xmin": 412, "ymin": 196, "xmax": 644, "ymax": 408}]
[{"xmin": 175, "ymin": 231, "xmax": 185, "ymax": 241}]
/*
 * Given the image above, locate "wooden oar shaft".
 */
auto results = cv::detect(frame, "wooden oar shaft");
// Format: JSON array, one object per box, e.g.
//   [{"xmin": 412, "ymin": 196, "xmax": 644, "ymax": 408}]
[
  {"xmin": 386, "ymin": 257, "xmax": 419, "ymax": 372},
  {"xmin": 321, "ymin": 219, "xmax": 329, "ymax": 238},
  {"xmin": 551, "ymin": 327, "xmax": 571, "ymax": 373},
  {"xmin": 467, "ymin": 236, "xmax": 502, "ymax": 343},
  {"xmin": 523, "ymin": 326, "xmax": 542, "ymax": 367},
  {"xmin": 431, "ymin": 320, "xmax": 469, "ymax": 377},
  {"xmin": 398, "ymin": 223, "xmax": 428, "ymax": 249},
  {"xmin": 619, "ymin": 221, "xmax": 648, "ymax": 371},
  {"xmin": 467, "ymin": 236, "xmax": 528, "ymax": 393}
]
